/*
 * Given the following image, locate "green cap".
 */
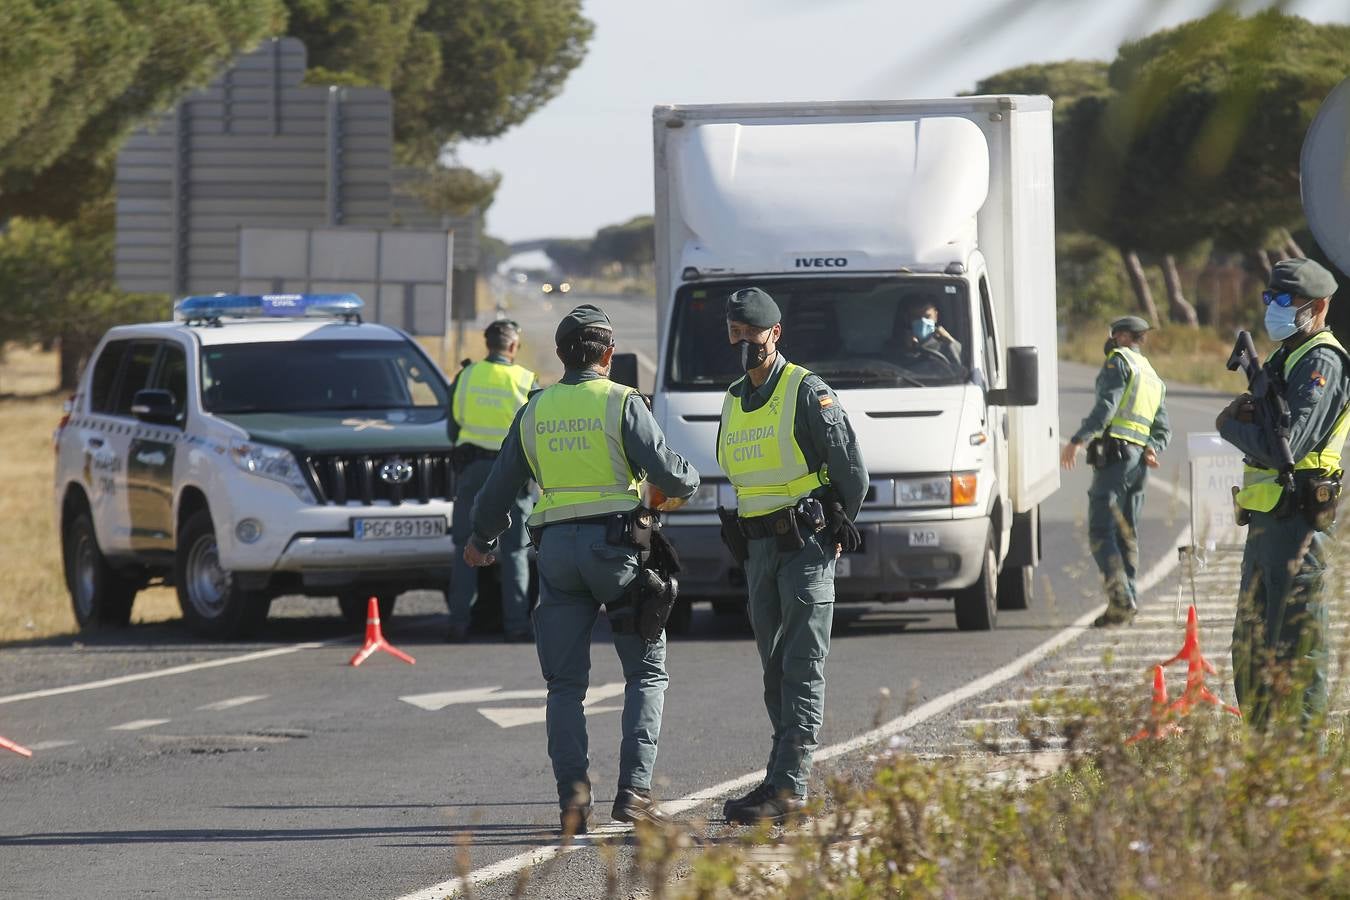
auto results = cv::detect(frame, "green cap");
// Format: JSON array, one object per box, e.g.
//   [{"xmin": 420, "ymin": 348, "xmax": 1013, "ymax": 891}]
[
  {"xmin": 725, "ymin": 287, "xmax": 781, "ymax": 328},
  {"xmin": 554, "ymin": 304, "xmax": 612, "ymax": 346},
  {"xmin": 1269, "ymin": 257, "xmax": 1338, "ymax": 300},
  {"xmin": 1110, "ymin": 315, "xmax": 1151, "ymax": 334}
]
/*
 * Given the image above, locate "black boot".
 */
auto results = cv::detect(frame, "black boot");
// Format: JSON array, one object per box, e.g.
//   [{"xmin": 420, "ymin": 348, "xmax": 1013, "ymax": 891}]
[
  {"xmin": 724, "ymin": 785, "xmax": 805, "ymax": 826},
  {"xmin": 1092, "ymin": 600, "xmax": 1137, "ymax": 628},
  {"xmin": 611, "ymin": 786, "xmax": 668, "ymax": 825},
  {"xmin": 559, "ymin": 782, "xmax": 592, "ymax": 836}
]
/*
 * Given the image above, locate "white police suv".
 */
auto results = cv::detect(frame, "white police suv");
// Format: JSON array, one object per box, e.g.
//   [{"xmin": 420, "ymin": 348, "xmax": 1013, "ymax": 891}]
[{"xmin": 54, "ymin": 294, "xmax": 456, "ymax": 638}]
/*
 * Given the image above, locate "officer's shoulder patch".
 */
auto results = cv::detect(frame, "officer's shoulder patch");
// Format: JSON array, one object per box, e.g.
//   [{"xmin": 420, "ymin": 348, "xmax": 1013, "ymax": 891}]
[{"xmin": 816, "ymin": 389, "xmax": 834, "ymax": 409}]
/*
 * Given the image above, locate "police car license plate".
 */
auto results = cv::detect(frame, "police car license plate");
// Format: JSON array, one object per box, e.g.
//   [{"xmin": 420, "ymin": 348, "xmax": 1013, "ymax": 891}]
[
  {"xmin": 908, "ymin": 529, "xmax": 939, "ymax": 548},
  {"xmin": 353, "ymin": 516, "xmax": 446, "ymax": 540}
]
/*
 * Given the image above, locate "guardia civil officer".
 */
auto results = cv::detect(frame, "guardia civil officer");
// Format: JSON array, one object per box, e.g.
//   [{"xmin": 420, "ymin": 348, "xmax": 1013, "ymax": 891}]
[
  {"xmin": 1217, "ymin": 258, "xmax": 1348, "ymax": 730},
  {"xmin": 463, "ymin": 304, "xmax": 699, "ymax": 833},
  {"xmin": 1060, "ymin": 316, "xmax": 1171, "ymax": 627},
  {"xmin": 716, "ymin": 287, "xmax": 868, "ymax": 825},
  {"xmin": 445, "ymin": 319, "xmax": 538, "ymax": 643}
]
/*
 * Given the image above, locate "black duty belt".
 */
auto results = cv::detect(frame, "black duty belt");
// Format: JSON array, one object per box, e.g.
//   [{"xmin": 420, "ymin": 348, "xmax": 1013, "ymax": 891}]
[{"xmin": 738, "ymin": 506, "xmax": 798, "ymax": 540}]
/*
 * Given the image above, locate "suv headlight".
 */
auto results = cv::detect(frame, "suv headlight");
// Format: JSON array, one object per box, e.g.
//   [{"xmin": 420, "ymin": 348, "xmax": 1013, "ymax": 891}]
[
  {"xmin": 229, "ymin": 439, "xmax": 313, "ymax": 501},
  {"xmin": 895, "ymin": 473, "xmax": 978, "ymax": 508}
]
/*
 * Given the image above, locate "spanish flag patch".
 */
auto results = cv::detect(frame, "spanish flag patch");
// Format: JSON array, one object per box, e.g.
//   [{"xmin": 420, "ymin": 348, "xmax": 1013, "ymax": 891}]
[
  {"xmin": 1311, "ymin": 371, "xmax": 1327, "ymax": 388},
  {"xmin": 817, "ymin": 390, "xmax": 834, "ymax": 409}
]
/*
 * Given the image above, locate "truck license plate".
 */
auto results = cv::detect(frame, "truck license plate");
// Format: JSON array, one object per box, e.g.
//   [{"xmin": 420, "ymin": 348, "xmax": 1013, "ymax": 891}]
[
  {"xmin": 908, "ymin": 529, "xmax": 939, "ymax": 548},
  {"xmin": 353, "ymin": 516, "xmax": 446, "ymax": 540}
]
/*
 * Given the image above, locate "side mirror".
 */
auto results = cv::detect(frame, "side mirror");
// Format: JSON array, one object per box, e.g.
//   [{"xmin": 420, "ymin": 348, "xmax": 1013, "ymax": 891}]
[
  {"xmin": 131, "ymin": 389, "xmax": 179, "ymax": 425},
  {"xmin": 987, "ymin": 346, "xmax": 1038, "ymax": 407},
  {"xmin": 610, "ymin": 352, "xmax": 640, "ymax": 390}
]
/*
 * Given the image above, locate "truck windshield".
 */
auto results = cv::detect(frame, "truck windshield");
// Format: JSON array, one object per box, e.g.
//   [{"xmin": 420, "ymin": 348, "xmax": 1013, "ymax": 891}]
[
  {"xmin": 201, "ymin": 340, "xmax": 448, "ymax": 414},
  {"xmin": 666, "ymin": 277, "xmax": 972, "ymax": 391}
]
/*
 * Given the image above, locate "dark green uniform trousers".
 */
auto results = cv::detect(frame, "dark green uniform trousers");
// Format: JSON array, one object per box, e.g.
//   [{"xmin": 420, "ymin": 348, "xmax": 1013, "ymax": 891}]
[
  {"xmin": 448, "ymin": 456, "xmax": 532, "ymax": 634},
  {"xmin": 1232, "ymin": 510, "xmax": 1330, "ymax": 730},
  {"xmin": 534, "ymin": 522, "xmax": 668, "ymax": 804},
  {"xmin": 745, "ymin": 531, "xmax": 836, "ymax": 798},
  {"xmin": 1087, "ymin": 443, "xmax": 1148, "ymax": 612}
]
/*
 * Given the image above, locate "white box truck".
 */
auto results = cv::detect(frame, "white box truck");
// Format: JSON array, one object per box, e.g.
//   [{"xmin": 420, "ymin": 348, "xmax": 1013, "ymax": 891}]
[{"xmin": 649, "ymin": 97, "xmax": 1060, "ymax": 630}]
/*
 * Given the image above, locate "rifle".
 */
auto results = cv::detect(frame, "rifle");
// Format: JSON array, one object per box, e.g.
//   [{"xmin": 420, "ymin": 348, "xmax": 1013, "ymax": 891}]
[{"xmin": 1226, "ymin": 330, "xmax": 1297, "ymax": 504}]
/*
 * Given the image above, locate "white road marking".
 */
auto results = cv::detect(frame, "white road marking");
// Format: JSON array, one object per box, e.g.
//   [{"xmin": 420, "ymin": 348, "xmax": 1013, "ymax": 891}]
[
  {"xmin": 397, "ymin": 524, "xmax": 1193, "ymax": 900},
  {"xmin": 110, "ymin": 719, "xmax": 170, "ymax": 731},
  {"xmin": 475, "ymin": 683, "xmax": 626, "ymax": 728},
  {"xmin": 197, "ymin": 695, "xmax": 268, "ymax": 712},
  {"xmin": 400, "ymin": 686, "xmax": 547, "ymax": 711},
  {"xmin": 477, "ymin": 704, "xmax": 622, "ymax": 729},
  {"xmin": 0, "ymin": 642, "xmax": 333, "ymax": 707},
  {"xmin": 27, "ymin": 740, "xmax": 77, "ymax": 751}
]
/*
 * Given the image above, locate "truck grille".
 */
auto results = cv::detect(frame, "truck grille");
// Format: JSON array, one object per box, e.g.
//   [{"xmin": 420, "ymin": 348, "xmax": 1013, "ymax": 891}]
[{"xmin": 303, "ymin": 452, "xmax": 455, "ymax": 505}]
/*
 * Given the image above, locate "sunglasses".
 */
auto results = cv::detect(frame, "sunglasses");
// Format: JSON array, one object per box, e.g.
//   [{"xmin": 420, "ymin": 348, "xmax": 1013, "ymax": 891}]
[{"xmin": 1262, "ymin": 290, "xmax": 1306, "ymax": 308}]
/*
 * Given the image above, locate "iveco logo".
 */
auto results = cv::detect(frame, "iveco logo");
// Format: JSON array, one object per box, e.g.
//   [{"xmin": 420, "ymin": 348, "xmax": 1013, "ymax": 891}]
[
  {"xmin": 379, "ymin": 458, "xmax": 415, "ymax": 484},
  {"xmin": 794, "ymin": 257, "xmax": 848, "ymax": 268}
]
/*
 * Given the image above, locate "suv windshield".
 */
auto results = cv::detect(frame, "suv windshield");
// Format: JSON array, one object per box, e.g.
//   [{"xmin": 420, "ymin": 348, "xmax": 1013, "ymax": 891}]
[
  {"xmin": 201, "ymin": 340, "xmax": 448, "ymax": 414},
  {"xmin": 667, "ymin": 277, "xmax": 972, "ymax": 391}
]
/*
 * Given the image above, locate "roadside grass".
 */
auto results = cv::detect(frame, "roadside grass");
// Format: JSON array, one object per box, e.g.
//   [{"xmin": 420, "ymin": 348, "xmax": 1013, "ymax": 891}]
[
  {"xmin": 1061, "ymin": 321, "xmax": 1255, "ymax": 392},
  {"xmin": 621, "ymin": 690, "xmax": 1349, "ymax": 899},
  {"xmin": 0, "ymin": 345, "xmax": 178, "ymax": 644}
]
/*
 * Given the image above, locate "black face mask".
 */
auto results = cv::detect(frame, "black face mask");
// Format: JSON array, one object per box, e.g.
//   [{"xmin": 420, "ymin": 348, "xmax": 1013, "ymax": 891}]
[
  {"xmin": 737, "ymin": 339, "xmax": 770, "ymax": 372},
  {"xmin": 1103, "ymin": 337, "xmax": 1117, "ymax": 357}
]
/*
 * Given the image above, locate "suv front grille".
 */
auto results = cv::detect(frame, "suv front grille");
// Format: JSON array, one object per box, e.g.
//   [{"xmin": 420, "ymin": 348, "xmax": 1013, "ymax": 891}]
[{"xmin": 304, "ymin": 452, "xmax": 454, "ymax": 505}]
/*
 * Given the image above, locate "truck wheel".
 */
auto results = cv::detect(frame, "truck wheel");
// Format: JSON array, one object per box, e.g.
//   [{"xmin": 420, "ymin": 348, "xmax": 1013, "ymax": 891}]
[
  {"xmin": 176, "ymin": 509, "xmax": 270, "ymax": 639},
  {"xmin": 64, "ymin": 510, "xmax": 137, "ymax": 629},
  {"xmin": 954, "ymin": 534, "xmax": 998, "ymax": 632},
  {"xmin": 997, "ymin": 564, "xmax": 1034, "ymax": 611},
  {"xmin": 338, "ymin": 592, "xmax": 397, "ymax": 629}
]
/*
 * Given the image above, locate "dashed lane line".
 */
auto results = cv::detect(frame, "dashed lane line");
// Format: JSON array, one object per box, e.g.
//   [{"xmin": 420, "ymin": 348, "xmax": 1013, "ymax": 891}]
[
  {"xmin": 110, "ymin": 719, "xmax": 170, "ymax": 731},
  {"xmin": 27, "ymin": 740, "xmax": 77, "ymax": 751},
  {"xmin": 0, "ymin": 642, "xmax": 334, "ymax": 707},
  {"xmin": 395, "ymin": 521, "xmax": 1192, "ymax": 900},
  {"xmin": 197, "ymin": 695, "xmax": 269, "ymax": 712}
]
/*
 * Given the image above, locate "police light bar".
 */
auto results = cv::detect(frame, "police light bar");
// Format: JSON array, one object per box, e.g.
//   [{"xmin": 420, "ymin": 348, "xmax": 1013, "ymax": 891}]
[{"xmin": 175, "ymin": 293, "xmax": 365, "ymax": 323}]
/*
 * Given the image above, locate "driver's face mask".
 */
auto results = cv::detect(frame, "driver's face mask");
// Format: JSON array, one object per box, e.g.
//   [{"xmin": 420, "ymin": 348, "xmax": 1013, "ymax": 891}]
[
  {"xmin": 912, "ymin": 317, "xmax": 937, "ymax": 341},
  {"xmin": 737, "ymin": 339, "xmax": 771, "ymax": 372}
]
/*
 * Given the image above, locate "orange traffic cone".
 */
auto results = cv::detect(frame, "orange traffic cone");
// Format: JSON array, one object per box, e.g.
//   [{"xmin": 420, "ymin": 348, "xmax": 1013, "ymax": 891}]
[
  {"xmin": 1160, "ymin": 605, "xmax": 1240, "ymax": 718},
  {"xmin": 1127, "ymin": 666, "xmax": 1184, "ymax": 744},
  {"xmin": 0, "ymin": 734, "xmax": 33, "ymax": 758},
  {"xmin": 349, "ymin": 597, "xmax": 416, "ymax": 667}
]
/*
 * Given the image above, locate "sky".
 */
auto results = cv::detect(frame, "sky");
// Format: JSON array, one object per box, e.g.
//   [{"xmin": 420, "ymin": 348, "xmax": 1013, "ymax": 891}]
[{"xmin": 458, "ymin": 0, "xmax": 1350, "ymax": 244}]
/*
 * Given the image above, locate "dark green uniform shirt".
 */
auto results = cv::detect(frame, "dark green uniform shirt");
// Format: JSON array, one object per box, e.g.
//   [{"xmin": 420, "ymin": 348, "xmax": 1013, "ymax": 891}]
[
  {"xmin": 446, "ymin": 352, "xmax": 540, "ymax": 445},
  {"xmin": 1219, "ymin": 331, "xmax": 1350, "ymax": 467},
  {"xmin": 469, "ymin": 368, "xmax": 700, "ymax": 549},
  {"xmin": 1071, "ymin": 351, "xmax": 1172, "ymax": 451},
  {"xmin": 724, "ymin": 353, "xmax": 869, "ymax": 519}
]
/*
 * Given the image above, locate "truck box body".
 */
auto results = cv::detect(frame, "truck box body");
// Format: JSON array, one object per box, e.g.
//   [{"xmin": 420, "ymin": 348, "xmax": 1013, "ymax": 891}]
[{"xmin": 651, "ymin": 97, "xmax": 1060, "ymax": 626}]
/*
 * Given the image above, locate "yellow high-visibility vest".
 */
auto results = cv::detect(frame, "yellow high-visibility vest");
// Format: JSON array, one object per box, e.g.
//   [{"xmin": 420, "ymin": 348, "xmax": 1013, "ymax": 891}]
[
  {"xmin": 1236, "ymin": 330, "xmax": 1350, "ymax": 512},
  {"xmin": 1106, "ymin": 346, "xmax": 1164, "ymax": 447},
  {"xmin": 718, "ymin": 363, "xmax": 827, "ymax": 518},
  {"xmin": 520, "ymin": 379, "xmax": 640, "ymax": 526},
  {"xmin": 452, "ymin": 360, "xmax": 534, "ymax": 451}
]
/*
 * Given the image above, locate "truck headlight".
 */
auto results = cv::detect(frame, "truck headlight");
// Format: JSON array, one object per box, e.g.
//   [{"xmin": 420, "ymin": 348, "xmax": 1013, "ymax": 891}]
[
  {"xmin": 229, "ymin": 439, "xmax": 314, "ymax": 501},
  {"xmin": 895, "ymin": 473, "xmax": 978, "ymax": 508}
]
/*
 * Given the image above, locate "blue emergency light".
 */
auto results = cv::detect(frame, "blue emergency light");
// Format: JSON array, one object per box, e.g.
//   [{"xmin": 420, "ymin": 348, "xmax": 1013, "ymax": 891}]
[{"xmin": 175, "ymin": 293, "xmax": 365, "ymax": 324}]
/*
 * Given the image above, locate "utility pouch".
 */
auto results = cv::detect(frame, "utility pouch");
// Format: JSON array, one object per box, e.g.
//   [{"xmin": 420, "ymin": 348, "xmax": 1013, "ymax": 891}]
[
  {"xmin": 717, "ymin": 505, "xmax": 750, "ymax": 564},
  {"xmin": 1085, "ymin": 437, "xmax": 1105, "ymax": 469},
  {"xmin": 772, "ymin": 507, "xmax": 806, "ymax": 553},
  {"xmin": 1300, "ymin": 473, "xmax": 1342, "ymax": 531},
  {"xmin": 604, "ymin": 507, "xmax": 656, "ymax": 550},
  {"xmin": 451, "ymin": 443, "xmax": 477, "ymax": 473}
]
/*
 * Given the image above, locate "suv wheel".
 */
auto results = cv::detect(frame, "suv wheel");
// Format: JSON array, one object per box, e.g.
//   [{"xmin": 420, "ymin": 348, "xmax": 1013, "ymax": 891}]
[
  {"xmin": 176, "ymin": 509, "xmax": 269, "ymax": 639},
  {"xmin": 337, "ymin": 592, "xmax": 397, "ymax": 629},
  {"xmin": 63, "ymin": 510, "xmax": 137, "ymax": 630}
]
